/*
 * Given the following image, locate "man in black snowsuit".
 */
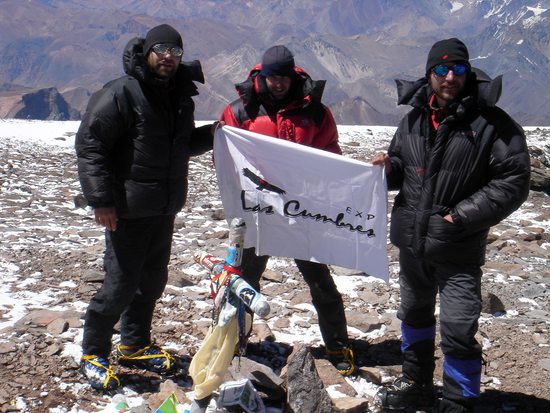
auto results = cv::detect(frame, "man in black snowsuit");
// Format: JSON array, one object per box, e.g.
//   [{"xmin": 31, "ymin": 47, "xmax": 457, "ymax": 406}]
[
  {"xmin": 371, "ymin": 38, "xmax": 530, "ymax": 412},
  {"xmin": 75, "ymin": 24, "xmax": 214, "ymax": 391}
]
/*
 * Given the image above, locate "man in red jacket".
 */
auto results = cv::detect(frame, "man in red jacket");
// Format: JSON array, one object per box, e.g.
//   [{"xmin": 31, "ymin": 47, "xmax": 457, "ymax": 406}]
[{"xmin": 219, "ymin": 45, "xmax": 354, "ymax": 375}]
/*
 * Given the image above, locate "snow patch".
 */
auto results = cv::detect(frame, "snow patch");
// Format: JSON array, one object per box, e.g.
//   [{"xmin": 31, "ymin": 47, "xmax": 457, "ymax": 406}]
[
  {"xmin": 527, "ymin": 6, "xmax": 547, "ymax": 16},
  {"xmin": 451, "ymin": 1, "xmax": 464, "ymax": 12}
]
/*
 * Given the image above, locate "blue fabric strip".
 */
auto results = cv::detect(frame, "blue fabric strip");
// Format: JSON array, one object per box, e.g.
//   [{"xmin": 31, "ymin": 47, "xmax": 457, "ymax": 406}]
[
  {"xmin": 444, "ymin": 355, "xmax": 482, "ymax": 398},
  {"xmin": 401, "ymin": 323, "xmax": 436, "ymax": 352}
]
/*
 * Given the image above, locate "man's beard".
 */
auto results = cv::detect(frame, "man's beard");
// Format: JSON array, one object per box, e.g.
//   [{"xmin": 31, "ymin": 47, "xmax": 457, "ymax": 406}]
[
  {"xmin": 433, "ymin": 83, "xmax": 463, "ymax": 106},
  {"xmin": 153, "ymin": 62, "xmax": 177, "ymax": 79}
]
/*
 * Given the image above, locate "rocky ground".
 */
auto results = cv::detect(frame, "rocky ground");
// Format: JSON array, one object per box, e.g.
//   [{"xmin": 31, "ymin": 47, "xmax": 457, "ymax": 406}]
[{"xmin": 0, "ymin": 123, "xmax": 549, "ymax": 413}]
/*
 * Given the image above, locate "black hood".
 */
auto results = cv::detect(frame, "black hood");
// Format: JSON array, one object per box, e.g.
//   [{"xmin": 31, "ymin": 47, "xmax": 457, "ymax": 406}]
[
  {"xmin": 235, "ymin": 65, "xmax": 326, "ymax": 111},
  {"xmin": 122, "ymin": 37, "xmax": 204, "ymax": 95},
  {"xmin": 395, "ymin": 67, "xmax": 503, "ymax": 111}
]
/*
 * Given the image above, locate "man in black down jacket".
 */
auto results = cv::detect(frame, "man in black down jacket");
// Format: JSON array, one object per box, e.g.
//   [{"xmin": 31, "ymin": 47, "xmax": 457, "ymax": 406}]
[
  {"xmin": 75, "ymin": 24, "xmax": 214, "ymax": 391},
  {"xmin": 371, "ymin": 38, "xmax": 530, "ymax": 413}
]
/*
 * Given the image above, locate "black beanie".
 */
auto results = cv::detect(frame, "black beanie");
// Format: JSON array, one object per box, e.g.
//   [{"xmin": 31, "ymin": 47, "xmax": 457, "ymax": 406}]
[
  {"xmin": 425, "ymin": 38, "xmax": 470, "ymax": 75},
  {"xmin": 143, "ymin": 24, "xmax": 183, "ymax": 56},
  {"xmin": 260, "ymin": 45, "xmax": 296, "ymax": 77}
]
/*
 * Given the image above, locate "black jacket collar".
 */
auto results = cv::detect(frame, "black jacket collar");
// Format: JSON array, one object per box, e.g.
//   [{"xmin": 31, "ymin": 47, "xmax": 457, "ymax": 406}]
[
  {"xmin": 395, "ymin": 68, "xmax": 503, "ymax": 114},
  {"xmin": 234, "ymin": 65, "xmax": 326, "ymax": 117}
]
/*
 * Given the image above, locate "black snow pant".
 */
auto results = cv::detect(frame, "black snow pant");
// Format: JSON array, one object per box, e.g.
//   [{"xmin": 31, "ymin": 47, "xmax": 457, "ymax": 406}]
[
  {"xmin": 397, "ymin": 249, "xmax": 482, "ymax": 411},
  {"xmin": 81, "ymin": 215, "xmax": 175, "ymax": 358},
  {"xmin": 240, "ymin": 247, "xmax": 349, "ymax": 350}
]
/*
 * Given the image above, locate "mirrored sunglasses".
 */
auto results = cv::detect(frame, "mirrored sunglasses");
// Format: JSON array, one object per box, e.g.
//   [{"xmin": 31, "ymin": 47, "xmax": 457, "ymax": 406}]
[
  {"xmin": 432, "ymin": 63, "xmax": 468, "ymax": 77},
  {"xmin": 152, "ymin": 44, "xmax": 184, "ymax": 57}
]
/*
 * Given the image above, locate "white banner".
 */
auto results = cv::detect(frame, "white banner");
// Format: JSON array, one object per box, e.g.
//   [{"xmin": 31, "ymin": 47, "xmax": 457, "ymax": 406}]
[{"xmin": 214, "ymin": 126, "xmax": 389, "ymax": 281}]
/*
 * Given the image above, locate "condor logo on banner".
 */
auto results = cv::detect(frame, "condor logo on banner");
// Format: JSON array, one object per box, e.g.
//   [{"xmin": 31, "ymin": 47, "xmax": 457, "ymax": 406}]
[{"xmin": 213, "ymin": 126, "xmax": 389, "ymax": 281}]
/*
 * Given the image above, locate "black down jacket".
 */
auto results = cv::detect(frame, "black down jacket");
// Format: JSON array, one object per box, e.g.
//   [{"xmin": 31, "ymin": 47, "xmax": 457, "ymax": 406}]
[
  {"xmin": 387, "ymin": 68, "xmax": 530, "ymax": 265},
  {"xmin": 75, "ymin": 37, "xmax": 213, "ymax": 219}
]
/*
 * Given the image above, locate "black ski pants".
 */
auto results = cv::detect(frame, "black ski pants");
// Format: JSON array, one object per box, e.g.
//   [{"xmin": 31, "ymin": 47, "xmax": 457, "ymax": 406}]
[
  {"xmin": 397, "ymin": 249, "xmax": 483, "ymax": 407},
  {"xmin": 81, "ymin": 215, "xmax": 175, "ymax": 358},
  {"xmin": 240, "ymin": 247, "xmax": 349, "ymax": 350}
]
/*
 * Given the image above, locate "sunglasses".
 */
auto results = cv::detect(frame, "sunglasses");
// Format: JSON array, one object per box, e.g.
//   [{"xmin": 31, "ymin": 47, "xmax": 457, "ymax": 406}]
[
  {"xmin": 152, "ymin": 44, "xmax": 184, "ymax": 57},
  {"xmin": 432, "ymin": 63, "xmax": 468, "ymax": 77}
]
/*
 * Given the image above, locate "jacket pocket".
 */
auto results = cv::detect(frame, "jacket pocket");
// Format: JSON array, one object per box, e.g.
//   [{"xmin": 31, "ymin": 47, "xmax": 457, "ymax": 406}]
[
  {"xmin": 427, "ymin": 214, "xmax": 464, "ymax": 241},
  {"xmin": 120, "ymin": 180, "xmax": 167, "ymax": 218},
  {"xmin": 389, "ymin": 206, "xmax": 415, "ymax": 249},
  {"xmin": 424, "ymin": 214, "xmax": 483, "ymax": 263}
]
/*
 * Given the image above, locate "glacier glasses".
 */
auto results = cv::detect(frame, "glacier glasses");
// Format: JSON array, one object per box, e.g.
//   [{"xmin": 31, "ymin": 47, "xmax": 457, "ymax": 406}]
[
  {"xmin": 152, "ymin": 44, "xmax": 184, "ymax": 57},
  {"xmin": 432, "ymin": 63, "xmax": 468, "ymax": 77}
]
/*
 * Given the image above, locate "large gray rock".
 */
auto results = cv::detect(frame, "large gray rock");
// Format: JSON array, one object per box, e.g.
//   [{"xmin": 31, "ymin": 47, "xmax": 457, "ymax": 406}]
[
  {"xmin": 481, "ymin": 292, "xmax": 506, "ymax": 315},
  {"xmin": 530, "ymin": 165, "xmax": 550, "ymax": 195},
  {"xmin": 285, "ymin": 344, "xmax": 334, "ymax": 413},
  {"xmin": 226, "ymin": 356, "xmax": 286, "ymax": 402},
  {"xmin": 9, "ymin": 87, "xmax": 79, "ymax": 120},
  {"xmin": 529, "ymin": 148, "xmax": 550, "ymax": 194}
]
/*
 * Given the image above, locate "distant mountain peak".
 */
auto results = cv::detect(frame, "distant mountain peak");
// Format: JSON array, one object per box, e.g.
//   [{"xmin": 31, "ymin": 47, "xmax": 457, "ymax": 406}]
[{"xmin": 0, "ymin": 0, "xmax": 548, "ymax": 125}]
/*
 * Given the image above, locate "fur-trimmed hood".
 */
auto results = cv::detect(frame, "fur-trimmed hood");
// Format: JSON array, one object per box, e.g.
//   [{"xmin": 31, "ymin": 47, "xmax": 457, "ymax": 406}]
[{"xmin": 122, "ymin": 36, "xmax": 204, "ymax": 95}]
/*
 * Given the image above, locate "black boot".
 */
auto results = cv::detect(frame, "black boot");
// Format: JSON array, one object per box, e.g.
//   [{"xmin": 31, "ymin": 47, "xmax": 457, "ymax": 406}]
[
  {"xmin": 376, "ymin": 376, "xmax": 437, "ymax": 411},
  {"xmin": 434, "ymin": 397, "xmax": 474, "ymax": 413}
]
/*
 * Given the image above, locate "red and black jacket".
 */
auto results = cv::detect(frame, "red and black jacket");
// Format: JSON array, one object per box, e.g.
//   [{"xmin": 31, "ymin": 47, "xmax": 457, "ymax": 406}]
[{"xmin": 220, "ymin": 64, "xmax": 341, "ymax": 154}]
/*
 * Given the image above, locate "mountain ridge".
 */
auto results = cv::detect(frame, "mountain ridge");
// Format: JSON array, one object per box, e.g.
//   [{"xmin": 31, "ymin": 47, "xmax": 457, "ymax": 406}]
[{"xmin": 0, "ymin": 0, "xmax": 548, "ymax": 125}]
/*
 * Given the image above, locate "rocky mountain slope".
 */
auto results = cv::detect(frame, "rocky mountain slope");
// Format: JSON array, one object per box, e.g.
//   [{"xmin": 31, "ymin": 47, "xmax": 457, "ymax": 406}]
[
  {"xmin": 0, "ymin": 0, "xmax": 548, "ymax": 125},
  {"xmin": 0, "ymin": 121, "xmax": 549, "ymax": 412}
]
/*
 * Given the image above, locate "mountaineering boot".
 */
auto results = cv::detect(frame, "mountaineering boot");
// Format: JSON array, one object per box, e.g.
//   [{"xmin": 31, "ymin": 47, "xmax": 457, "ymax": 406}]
[
  {"xmin": 435, "ymin": 397, "xmax": 474, "ymax": 413},
  {"xmin": 80, "ymin": 355, "xmax": 120, "ymax": 391},
  {"xmin": 326, "ymin": 346, "xmax": 355, "ymax": 376},
  {"xmin": 375, "ymin": 376, "xmax": 436, "ymax": 411},
  {"xmin": 117, "ymin": 343, "xmax": 176, "ymax": 373}
]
